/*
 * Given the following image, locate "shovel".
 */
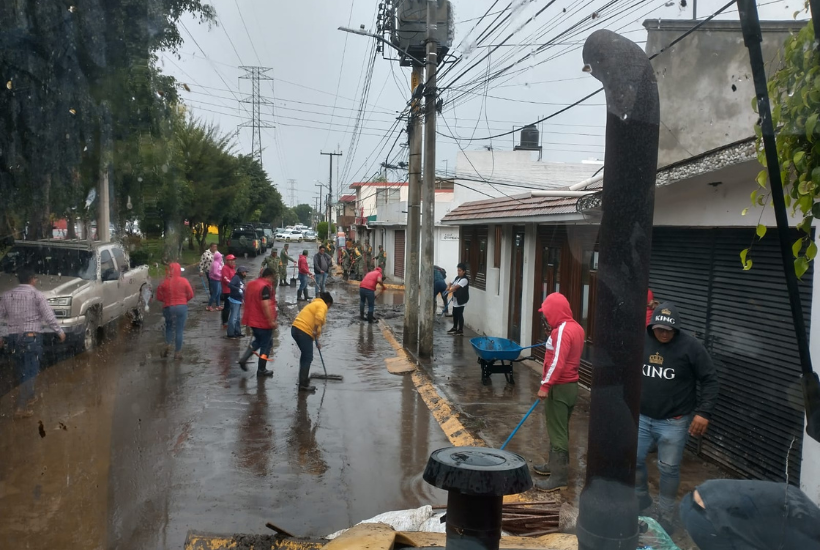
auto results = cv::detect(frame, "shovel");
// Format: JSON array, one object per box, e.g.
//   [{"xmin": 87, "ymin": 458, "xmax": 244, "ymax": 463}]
[
  {"xmin": 310, "ymin": 345, "xmax": 343, "ymax": 382},
  {"xmin": 290, "ymin": 264, "xmax": 297, "ymax": 288}
]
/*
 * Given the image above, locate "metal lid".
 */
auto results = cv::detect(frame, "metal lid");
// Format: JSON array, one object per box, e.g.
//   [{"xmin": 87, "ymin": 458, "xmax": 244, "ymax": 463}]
[{"xmin": 423, "ymin": 447, "xmax": 532, "ymax": 496}]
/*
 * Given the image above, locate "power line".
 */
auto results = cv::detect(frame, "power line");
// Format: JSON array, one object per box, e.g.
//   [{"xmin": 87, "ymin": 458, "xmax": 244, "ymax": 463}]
[
  {"xmin": 233, "ymin": 0, "xmax": 263, "ymax": 65},
  {"xmin": 439, "ymin": 0, "xmax": 737, "ymax": 143}
]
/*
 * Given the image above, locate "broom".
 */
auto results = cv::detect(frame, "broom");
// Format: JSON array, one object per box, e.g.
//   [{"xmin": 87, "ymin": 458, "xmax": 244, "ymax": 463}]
[{"xmin": 310, "ymin": 344, "xmax": 343, "ymax": 381}]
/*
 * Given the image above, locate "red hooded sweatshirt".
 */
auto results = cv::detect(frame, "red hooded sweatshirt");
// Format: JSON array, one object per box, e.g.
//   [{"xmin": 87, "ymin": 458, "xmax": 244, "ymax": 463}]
[
  {"xmin": 298, "ymin": 253, "xmax": 310, "ymax": 275},
  {"xmin": 646, "ymin": 289, "xmax": 655, "ymax": 326},
  {"xmin": 539, "ymin": 293, "xmax": 585, "ymax": 392},
  {"xmin": 156, "ymin": 263, "xmax": 194, "ymax": 308}
]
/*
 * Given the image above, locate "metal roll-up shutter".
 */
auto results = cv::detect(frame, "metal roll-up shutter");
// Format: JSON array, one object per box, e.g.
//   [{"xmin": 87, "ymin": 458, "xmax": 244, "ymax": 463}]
[
  {"xmin": 648, "ymin": 227, "xmax": 714, "ymax": 340},
  {"xmin": 394, "ymin": 230, "xmax": 405, "ymax": 279},
  {"xmin": 648, "ymin": 227, "xmax": 812, "ymax": 484},
  {"xmin": 704, "ymin": 228, "xmax": 811, "ymax": 483}
]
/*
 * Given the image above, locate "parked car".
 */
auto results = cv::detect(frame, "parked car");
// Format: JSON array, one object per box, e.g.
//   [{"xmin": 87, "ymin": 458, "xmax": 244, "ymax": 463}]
[
  {"xmin": 227, "ymin": 228, "xmax": 261, "ymax": 257},
  {"xmin": 236, "ymin": 224, "xmax": 267, "ymax": 252},
  {"xmin": 0, "ymin": 239, "xmax": 152, "ymax": 353},
  {"xmin": 282, "ymin": 230, "xmax": 303, "ymax": 243},
  {"xmin": 274, "ymin": 228, "xmax": 287, "ymax": 240},
  {"xmin": 303, "ymin": 230, "xmax": 317, "ymax": 241}
]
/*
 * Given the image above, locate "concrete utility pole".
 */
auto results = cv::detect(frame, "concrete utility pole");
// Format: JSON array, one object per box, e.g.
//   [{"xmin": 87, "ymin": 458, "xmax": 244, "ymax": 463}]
[
  {"xmin": 418, "ymin": 0, "xmax": 438, "ymax": 359},
  {"xmin": 97, "ymin": 102, "xmax": 113, "ymax": 242},
  {"xmin": 320, "ymin": 151, "xmax": 342, "ymax": 224},
  {"xmin": 404, "ymin": 65, "xmax": 424, "ymax": 351}
]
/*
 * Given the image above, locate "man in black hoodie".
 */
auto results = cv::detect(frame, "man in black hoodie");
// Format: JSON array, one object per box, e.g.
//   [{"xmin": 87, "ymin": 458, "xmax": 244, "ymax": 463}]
[{"xmin": 637, "ymin": 302, "xmax": 719, "ymax": 533}]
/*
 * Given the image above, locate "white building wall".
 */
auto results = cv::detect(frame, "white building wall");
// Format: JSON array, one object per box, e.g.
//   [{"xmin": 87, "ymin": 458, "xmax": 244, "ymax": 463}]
[
  {"xmin": 463, "ymin": 224, "xmax": 512, "ymax": 338},
  {"xmin": 653, "ymin": 161, "xmax": 802, "ymax": 227},
  {"xmin": 453, "ymin": 150, "xmax": 602, "ymax": 205}
]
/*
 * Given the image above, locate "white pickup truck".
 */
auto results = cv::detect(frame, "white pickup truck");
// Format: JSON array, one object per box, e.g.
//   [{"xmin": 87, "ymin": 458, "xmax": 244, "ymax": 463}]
[{"xmin": 0, "ymin": 240, "xmax": 152, "ymax": 353}]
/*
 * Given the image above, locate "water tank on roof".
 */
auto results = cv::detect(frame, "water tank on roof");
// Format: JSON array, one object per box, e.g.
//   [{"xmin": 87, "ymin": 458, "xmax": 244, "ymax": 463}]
[{"xmin": 519, "ymin": 125, "xmax": 540, "ymax": 150}]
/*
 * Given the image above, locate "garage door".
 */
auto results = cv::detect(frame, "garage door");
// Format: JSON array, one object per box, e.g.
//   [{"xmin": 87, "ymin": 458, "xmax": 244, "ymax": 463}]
[
  {"xmin": 649, "ymin": 227, "xmax": 812, "ymax": 484},
  {"xmin": 394, "ymin": 230, "xmax": 405, "ymax": 279}
]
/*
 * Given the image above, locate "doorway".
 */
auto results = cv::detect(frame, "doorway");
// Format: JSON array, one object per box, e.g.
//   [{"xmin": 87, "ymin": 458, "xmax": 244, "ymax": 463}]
[{"xmin": 507, "ymin": 226, "xmax": 526, "ymax": 342}]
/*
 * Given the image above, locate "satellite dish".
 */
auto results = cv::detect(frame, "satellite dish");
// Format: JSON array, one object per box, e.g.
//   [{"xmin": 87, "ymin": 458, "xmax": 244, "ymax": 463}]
[{"xmin": 85, "ymin": 188, "xmax": 97, "ymax": 208}]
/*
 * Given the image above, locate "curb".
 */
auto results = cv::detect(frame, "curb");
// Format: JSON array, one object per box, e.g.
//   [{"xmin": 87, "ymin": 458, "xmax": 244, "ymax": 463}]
[{"xmin": 377, "ymin": 320, "xmax": 483, "ymax": 448}]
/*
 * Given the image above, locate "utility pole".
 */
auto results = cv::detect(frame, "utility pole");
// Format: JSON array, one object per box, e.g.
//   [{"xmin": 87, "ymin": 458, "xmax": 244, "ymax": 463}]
[
  {"xmin": 315, "ymin": 183, "xmax": 324, "ymax": 222},
  {"xmin": 404, "ymin": 65, "xmax": 424, "ymax": 352},
  {"xmin": 97, "ymin": 102, "xmax": 113, "ymax": 242},
  {"xmin": 238, "ymin": 66, "xmax": 275, "ymax": 165},
  {"xmin": 320, "ymin": 151, "xmax": 342, "ymax": 225},
  {"xmin": 418, "ymin": 0, "xmax": 438, "ymax": 359}
]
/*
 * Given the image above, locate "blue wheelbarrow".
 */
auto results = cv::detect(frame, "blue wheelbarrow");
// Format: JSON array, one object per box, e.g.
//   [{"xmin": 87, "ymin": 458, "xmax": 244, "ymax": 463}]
[{"xmin": 469, "ymin": 337, "xmax": 544, "ymax": 385}]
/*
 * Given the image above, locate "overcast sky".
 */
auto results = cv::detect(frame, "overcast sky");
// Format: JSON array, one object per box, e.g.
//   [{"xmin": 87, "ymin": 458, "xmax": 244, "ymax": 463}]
[{"xmin": 160, "ymin": 0, "xmax": 800, "ymax": 208}]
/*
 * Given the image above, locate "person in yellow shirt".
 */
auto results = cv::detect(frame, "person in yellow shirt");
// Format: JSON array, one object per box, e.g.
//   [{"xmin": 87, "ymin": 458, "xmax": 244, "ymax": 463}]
[{"xmin": 290, "ymin": 291, "xmax": 334, "ymax": 393}]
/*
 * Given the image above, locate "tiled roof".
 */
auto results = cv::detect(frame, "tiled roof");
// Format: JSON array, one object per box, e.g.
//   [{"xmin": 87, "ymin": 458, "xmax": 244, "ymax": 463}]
[
  {"xmin": 349, "ymin": 182, "xmax": 408, "ymax": 188},
  {"xmin": 441, "ymin": 193, "xmax": 583, "ymax": 222},
  {"xmin": 339, "ymin": 194, "xmax": 356, "ymax": 203}
]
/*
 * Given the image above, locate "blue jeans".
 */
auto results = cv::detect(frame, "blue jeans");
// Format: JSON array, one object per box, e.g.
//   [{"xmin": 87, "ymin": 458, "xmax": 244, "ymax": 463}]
[
  {"xmin": 359, "ymin": 287, "xmax": 375, "ymax": 316},
  {"xmin": 208, "ymin": 279, "xmax": 222, "ymax": 307},
  {"xmin": 291, "ymin": 326, "xmax": 314, "ymax": 387},
  {"xmin": 250, "ymin": 327, "xmax": 273, "ymax": 358},
  {"xmin": 298, "ymin": 273, "xmax": 308, "ymax": 292},
  {"xmin": 227, "ymin": 300, "xmax": 242, "ymax": 337},
  {"xmin": 636, "ymin": 413, "xmax": 692, "ymax": 517},
  {"xmin": 8, "ymin": 333, "xmax": 42, "ymax": 409},
  {"xmin": 315, "ymin": 272, "xmax": 327, "ymax": 293},
  {"xmin": 163, "ymin": 305, "xmax": 188, "ymax": 352}
]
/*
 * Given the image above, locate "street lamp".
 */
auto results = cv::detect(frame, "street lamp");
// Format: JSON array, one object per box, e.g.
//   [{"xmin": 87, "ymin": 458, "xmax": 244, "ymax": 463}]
[{"xmin": 338, "ymin": 26, "xmax": 426, "ymax": 68}]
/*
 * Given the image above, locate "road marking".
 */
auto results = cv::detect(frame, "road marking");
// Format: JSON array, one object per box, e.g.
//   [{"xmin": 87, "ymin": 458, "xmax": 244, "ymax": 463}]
[{"xmin": 378, "ymin": 320, "xmax": 482, "ymax": 448}]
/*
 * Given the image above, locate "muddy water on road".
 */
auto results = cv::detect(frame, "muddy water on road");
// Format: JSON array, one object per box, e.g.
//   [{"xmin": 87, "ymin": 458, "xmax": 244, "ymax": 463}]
[{"xmin": 0, "ymin": 249, "xmax": 447, "ymax": 549}]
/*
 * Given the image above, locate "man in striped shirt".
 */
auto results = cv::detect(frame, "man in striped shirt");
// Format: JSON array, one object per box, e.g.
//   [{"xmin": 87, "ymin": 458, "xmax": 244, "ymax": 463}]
[
  {"xmin": 533, "ymin": 292, "xmax": 585, "ymax": 492},
  {"xmin": 0, "ymin": 270, "xmax": 65, "ymax": 418}
]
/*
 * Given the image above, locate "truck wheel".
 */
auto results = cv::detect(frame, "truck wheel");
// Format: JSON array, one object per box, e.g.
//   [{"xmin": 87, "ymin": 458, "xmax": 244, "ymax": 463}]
[
  {"xmin": 81, "ymin": 312, "xmax": 100, "ymax": 353},
  {"xmin": 131, "ymin": 284, "xmax": 151, "ymax": 326}
]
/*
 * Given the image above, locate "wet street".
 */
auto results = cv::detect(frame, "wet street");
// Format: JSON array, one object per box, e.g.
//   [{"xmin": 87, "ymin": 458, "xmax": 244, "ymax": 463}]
[{"xmin": 0, "ymin": 242, "xmax": 447, "ymax": 549}]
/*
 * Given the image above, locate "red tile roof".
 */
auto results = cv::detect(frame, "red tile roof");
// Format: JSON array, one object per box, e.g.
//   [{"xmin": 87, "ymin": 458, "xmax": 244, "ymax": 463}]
[
  {"xmin": 349, "ymin": 182, "xmax": 408, "ymax": 188},
  {"xmin": 442, "ymin": 194, "xmax": 582, "ymax": 223},
  {"xmin": 339, "ymin": 194, "xmax": 356, "ymax": 203}
]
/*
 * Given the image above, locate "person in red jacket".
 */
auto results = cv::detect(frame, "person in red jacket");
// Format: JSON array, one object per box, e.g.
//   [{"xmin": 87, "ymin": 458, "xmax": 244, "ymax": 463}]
[
  {"xmin": 238, "ymin": 267, "xmax": 278, "ymax": 377},
  {"xmin": 156, "ymin": 263, "xmax": 194, "ymax": 360},
  {"xmin": 296, "ymin": 249, "xmax": 313, "ymax": 302},
  {"xmin": 533, "ymin": 292, "xmax": 585, "ymax": 492},
  {"xmin": 221, "ymin": 254, "xmax": 236, "ymax": 328}
]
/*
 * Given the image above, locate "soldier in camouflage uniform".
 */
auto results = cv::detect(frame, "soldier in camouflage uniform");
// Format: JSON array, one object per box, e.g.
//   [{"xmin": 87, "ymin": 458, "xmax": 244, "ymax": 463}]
[
  {"xmin": 363, "ymin": 240, "xmax": 373, "ymax": 274},
  {"xmin": 341, "ymin": 247, "xmax": 352, "ymax": 281},
  {"xmin": 280, "ymin": 243, "xmax": 296, "ymax": 286},
  {"xmin": 376, "ymin": 245, "xmax": 387, "ymax": 272},
  {"xmin": 325, "ymin": 239, "xmax": 335, "ymax": 263},
  {"xmin": 353, "ymin": 243, "xmax": 364, "ymax": 281},
  {"xmin": 261, "ymin": 249, "xmax": 282, "ymax": 287}
]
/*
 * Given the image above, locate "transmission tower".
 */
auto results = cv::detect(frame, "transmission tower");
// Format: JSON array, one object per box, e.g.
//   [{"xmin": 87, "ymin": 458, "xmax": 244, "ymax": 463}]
[
  {"xmin": 238, "ymin": 66, "xmax": 275, "ymax": 165},
  {"xmin": 287, "ymin": 179, "xmax": 297, "ymax": 207}
]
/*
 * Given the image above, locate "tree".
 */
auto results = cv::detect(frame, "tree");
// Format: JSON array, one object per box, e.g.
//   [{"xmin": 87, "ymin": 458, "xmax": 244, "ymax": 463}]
[
  {"xmin": 281, "ymin": 208, "xmax": 299, "ymax": 227},
  {"xmin": 293, "ymin": 204, "xmax": 313, "ymax": 226},
  {"xmin": 748, "ymin": 13, "xmax": 819, "ymax": 277},
  {"xmin": 317, "ymin": 222, "xmax": 337, "ymax": 241}
]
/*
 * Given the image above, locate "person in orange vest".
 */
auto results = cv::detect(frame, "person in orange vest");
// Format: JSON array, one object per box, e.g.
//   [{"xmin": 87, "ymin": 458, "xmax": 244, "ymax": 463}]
[{"xmin": 237, "ymin": 267, "xmax": 278, "ymax": 377}]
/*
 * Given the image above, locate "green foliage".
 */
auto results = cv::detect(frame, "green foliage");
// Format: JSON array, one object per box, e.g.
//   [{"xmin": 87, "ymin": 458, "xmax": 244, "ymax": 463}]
[
  {"xmin": 751, "ymin": 13, "xmax": 819, "ymax": 276},
  {"xmin": 293, "ymin": 204, "xmax": 313, "ymax": 226},
  {"xmin": 281, "ymin": 208, "xmax": 299, "ymax": 227},
  {"xmin": 317, "ymin": 222, "xmax": 335, "ymax": 241}
]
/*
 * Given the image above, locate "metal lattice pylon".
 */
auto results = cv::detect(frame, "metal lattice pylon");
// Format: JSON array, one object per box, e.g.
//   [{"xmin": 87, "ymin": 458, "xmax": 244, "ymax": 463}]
[{"xmin": 238, "ymin": 66, "xmax": 275, "ymax": 164}]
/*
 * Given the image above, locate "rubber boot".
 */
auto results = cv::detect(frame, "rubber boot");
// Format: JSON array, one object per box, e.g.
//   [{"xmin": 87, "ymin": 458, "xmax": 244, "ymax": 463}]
[
  {"xmin": 367, "ymin": 311, "xmax": 376, "ymax": 324},
  {"xmin": 533, "ymin": 449, "xmax": 554, "ymax": 476},
  {"xmin": 257, "ymin": 354, "xmax": 273, "ymax": 377},
  {"xmin": 534, "ymin": 450, "xmax": 568, "ymax": 492},
  {"xmin": 237, "ymin": 347, "xmax": 254, "ymax": 371}
]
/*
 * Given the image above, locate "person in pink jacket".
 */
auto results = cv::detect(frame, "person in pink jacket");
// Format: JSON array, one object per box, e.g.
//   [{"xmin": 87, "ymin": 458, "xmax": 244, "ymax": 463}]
[
  {"xmin": 533, "ymin": 292, "xmax": 585, "ymax": 492},
  {"xmin": 207, "ymin": 252, "xmax": 223, "ymax": 310}
]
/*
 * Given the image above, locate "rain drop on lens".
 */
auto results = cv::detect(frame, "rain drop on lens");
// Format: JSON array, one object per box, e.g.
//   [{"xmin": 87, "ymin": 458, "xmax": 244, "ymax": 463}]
[{"xmin": 623, "ymin": 113, "xmax": 629, "ymax": 120}]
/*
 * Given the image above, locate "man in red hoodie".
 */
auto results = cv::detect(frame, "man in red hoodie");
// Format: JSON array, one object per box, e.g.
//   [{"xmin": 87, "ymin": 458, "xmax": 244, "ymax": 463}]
[{"xmin": 533, "ymin": 292, "xmax": 585, "ymax": 492}]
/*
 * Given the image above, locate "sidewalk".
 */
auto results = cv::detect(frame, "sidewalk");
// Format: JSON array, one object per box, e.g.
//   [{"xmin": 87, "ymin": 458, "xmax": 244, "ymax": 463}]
[{"xmin": 382, "ymin": 308, "xmax": 727, "ymax": 548}]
